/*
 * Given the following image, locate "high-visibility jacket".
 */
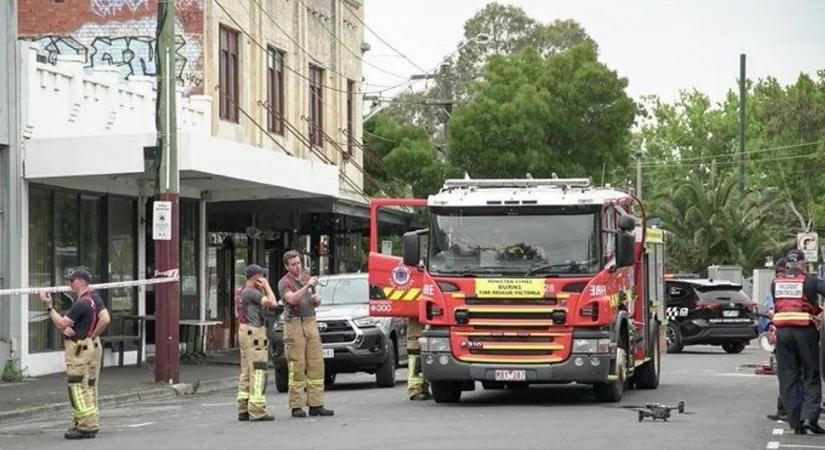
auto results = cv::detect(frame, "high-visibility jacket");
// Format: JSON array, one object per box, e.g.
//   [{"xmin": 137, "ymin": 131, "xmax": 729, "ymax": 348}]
[{"xmin": 773, "ymin": 273, "xmax": 821, "ymax": 327}]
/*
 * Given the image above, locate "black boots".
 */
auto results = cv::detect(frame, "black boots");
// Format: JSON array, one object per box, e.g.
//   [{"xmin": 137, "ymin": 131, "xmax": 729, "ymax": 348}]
[
  {"xmin": 292, "ymin": 408, "xmax": 307, "ymax": 418},
  {"xmin": 64, "ymin": 429, "xmax": 97, "ymax": 440},
  {"xmin": 803, "ymin": 420, "xmax": 825, "ymax": 434},
  {"xmin": 308, "ymin": 406, "xmax": 334, "ymax": 417}
]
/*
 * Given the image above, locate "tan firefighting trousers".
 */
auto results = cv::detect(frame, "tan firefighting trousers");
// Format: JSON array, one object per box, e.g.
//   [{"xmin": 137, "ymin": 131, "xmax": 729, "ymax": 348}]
[
  {"xmin": 90, "ymin": 337, "xmax": 102, "ymax": 408},
  {"xmin": 64, "ymin": 339, "xmax": 99, "ymax": 432},
  {"xmin": 284, "ymin": 317, "xmax": 325, "ymax": 409},
  {"xmin": 237, "ymin": 324, "xmax": 269, "ymax": 419},
  {"xmin": 407, "ymin": 318, "xmax": 430, "ymax": 399}
]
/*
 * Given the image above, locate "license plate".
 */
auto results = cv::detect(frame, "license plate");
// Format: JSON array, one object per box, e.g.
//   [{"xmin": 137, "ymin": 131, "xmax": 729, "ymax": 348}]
[
  {"xmin": 323, "ymin": 348, "xmax": 334, "ymax": 359},
  {"xmin": 723, "ymin": 310, "xmax": 739, "ymax": 318},
  {"xmin": 494, "ymin": 369, "xmax": 526, "ymax": 382}
]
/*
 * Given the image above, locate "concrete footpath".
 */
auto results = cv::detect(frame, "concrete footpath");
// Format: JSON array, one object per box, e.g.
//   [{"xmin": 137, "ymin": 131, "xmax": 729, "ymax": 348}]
[{"xmin": 0, "ymin": 351, "xmax": 241, "ymax": 423}]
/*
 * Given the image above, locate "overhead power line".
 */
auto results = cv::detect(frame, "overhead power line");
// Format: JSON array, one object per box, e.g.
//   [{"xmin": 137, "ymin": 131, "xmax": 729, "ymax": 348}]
[
  {"xmin": 338, "ymin": 0, "xmax": 429, "ymax": 74},
  {"xmin": 640, "ymin": 148, "xmax": 824, "ymax": 171},
  {"xmin": 639, "ymin": 139, "xmax": 825, "ymax": 167},
  {"xmin": 293, "ymin": 0, "xmax": 411, "ymax": 81}
]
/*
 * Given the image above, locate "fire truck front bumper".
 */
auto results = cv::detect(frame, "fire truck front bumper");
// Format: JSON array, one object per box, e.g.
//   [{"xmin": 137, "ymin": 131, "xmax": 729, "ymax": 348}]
[{"xmin": 421, "ymin": 352, "xmax": 612, "ymax": 383}]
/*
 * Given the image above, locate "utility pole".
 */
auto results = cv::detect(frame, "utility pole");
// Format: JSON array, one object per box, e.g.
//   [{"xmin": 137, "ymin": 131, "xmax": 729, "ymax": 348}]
[
  {"xmin": 738, "ymin": 54, "xmax": 747, "ymax": 193},
  {"xmin": 636, "ymin": 156, "xmax": 642, "ymax": 199},
  {"xmin": 154, "ymin": 0, "xmax": 180, "ymax": 384}
]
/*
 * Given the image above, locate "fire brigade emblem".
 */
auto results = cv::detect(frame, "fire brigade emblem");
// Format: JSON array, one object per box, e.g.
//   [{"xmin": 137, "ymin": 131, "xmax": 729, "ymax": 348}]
[{"xmin": 391, "ymin": 263, "xmax": 412, "ymax": 290}]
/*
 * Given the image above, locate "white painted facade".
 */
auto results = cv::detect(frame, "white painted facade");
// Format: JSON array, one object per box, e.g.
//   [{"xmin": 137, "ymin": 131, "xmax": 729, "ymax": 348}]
[{"xmin": 10, "ymin": 42, "xmax": 349, "ymax": 376}]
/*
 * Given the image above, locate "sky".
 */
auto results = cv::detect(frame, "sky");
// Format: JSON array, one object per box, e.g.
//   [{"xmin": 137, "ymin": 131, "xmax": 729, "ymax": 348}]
[{"xmin": 361, "ymin": 0, "xmax": 825, "ymax": 102}]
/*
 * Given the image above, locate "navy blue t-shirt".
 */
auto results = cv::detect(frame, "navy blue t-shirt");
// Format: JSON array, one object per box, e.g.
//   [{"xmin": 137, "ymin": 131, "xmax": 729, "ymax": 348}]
[{"xmin": 65, "ymin": 294, "xmax": 96, "ymax": 340}]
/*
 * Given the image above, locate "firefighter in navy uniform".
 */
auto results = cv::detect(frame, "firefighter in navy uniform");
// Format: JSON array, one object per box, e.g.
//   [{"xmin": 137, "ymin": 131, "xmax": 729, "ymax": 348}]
[
  {"xmin": 40, "ymin": 267, "xmax": 100, "ymax": 440},
  {"xmin": 772, "ymin": 249, "xmax": 825, "ymax": 434}
]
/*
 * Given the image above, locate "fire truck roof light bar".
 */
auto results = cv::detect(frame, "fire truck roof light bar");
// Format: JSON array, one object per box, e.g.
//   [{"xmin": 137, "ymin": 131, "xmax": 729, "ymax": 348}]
[{"xmin": 442, "ymin": 178, "xmax": 592, "ymax": 191}]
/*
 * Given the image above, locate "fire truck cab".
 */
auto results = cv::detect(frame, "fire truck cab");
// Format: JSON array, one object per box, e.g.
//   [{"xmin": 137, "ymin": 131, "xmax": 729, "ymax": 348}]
[{"xmin": 368, "ymin": 178, "xmax": 666, "ymax": 403}]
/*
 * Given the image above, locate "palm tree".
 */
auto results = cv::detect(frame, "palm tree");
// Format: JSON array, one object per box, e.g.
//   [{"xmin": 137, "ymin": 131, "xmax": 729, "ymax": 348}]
[{"xmin": 653, "ymin": 164, "xmax": 790, "ymax": 274}]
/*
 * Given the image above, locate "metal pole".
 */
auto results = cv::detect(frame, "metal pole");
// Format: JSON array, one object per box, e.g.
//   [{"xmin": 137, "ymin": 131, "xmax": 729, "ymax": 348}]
[
  {"xmin": 739, "ymin": 54, "xmax": 747, "ymax": 193},
  {"xmin": 636, "ymin": 156, "xmax": 642, "ymax": 199},
  {"xmin": 154, "ymin": 0, "xmax": 180, "ymax": 384}
]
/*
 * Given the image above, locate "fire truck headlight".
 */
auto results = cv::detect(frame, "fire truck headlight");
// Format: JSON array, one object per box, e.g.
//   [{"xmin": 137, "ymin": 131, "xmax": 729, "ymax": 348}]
[
  {"xmin": 421, "ymin": 337, "xmax": 451, "ymax": 353},
  {"xmin": 573, "ymin": 338, "xmax": 610, "ymax": 354}
]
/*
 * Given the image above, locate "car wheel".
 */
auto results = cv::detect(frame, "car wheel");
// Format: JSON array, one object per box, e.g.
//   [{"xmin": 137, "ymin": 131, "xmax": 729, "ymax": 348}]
[
  {"xmin": 324, "ymin": 371, "xmax": 336, "ymax": 388},
  {"xmin": 274, "ymin": 367, "xmax": 289, "ymax": 394},
  {"xmin": 376, "ymin": 344, "xmax": 396, "ymax": 388},
  {"xmin": 666, "ymin": 322, "xmax": 684, "ymax": 353},
  {"xmin": 722, "ymin": 342, "xmax": 747, "ymax": 354},
  {"xmin": 431, "ymin": 380, "xmax": 462, "ymax": 403}
]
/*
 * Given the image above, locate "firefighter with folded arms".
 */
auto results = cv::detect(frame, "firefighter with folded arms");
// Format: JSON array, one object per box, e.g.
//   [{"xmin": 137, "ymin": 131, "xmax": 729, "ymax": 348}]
[
  {"xmin": 772, "ymin": 249, "xmax": 825, "ymax": 434},
  {"xmin": 236, "ymin": 264, "xmax": 278, "ymax": 422},
  {"xmin": 39, "ymin": 267, "xmax": 101, "ymax": 439},
  {"xmin": 278, "ymin": 250, "xmax": 334, "ymax": 418}
]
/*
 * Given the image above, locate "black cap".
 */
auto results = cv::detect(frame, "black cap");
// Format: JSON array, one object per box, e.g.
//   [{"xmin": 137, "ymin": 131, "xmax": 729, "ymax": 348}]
[
  {"xmin": 244, "ymin": 264, "xmax": 267, "ymax": 279},
  {"xmin": 64, "ymin": 266, "xmax": 92, "ymax": 283},
  {"xmin": 774, "ymin": 257, "xmax": 787, "ymax": 274},
  {"xmin": 786, "ymin": 249, "xmax": 806, "ymax": 263}
]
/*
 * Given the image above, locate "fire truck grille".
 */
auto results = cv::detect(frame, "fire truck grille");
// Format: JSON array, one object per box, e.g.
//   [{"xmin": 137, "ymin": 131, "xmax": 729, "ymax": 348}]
[{"xmin": 454, "ymin": 331, "xmax": 567, "ymax": 363}]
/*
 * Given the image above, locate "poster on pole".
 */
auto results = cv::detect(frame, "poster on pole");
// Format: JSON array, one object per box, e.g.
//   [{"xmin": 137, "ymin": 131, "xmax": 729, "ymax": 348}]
[
  {"xmin": 381, "ymin": 240, "xmax": 393, "ymax": 255},
  {"xmin": 153, "ymin": 201, "xmax": 172, "ymax": 241},
  {"xmin": 797, "ymin": 232, "xmax": 819, "ymax": 262}
]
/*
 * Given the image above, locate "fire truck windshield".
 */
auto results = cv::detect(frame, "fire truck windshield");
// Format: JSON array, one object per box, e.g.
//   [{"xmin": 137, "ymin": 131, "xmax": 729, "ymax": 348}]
[{"xmin": 428, "ymin": 210, "xmax": 600, "ymax": 277}]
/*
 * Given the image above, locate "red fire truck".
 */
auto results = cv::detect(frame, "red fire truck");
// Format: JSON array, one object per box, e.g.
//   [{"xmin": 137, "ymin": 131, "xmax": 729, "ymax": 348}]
[{"xmin": 368, "ymin": 178, "xmax": 666, "ymax": 403}]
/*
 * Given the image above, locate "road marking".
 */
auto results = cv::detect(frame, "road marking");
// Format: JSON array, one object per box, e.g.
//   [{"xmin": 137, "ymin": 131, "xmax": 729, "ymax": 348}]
[
  {"xmin": 767, "ymin": 442, "xmax": 780, "ymax": 449},
  {"xmin": 128, "ymin": 422, "xmax": 155, "ymax": 428},
  {"xmin": 779, "ymin": 445, "xmax": 825, "ymax": 449},
  {"xmin": 773, "ymin": 428, "xmax": 784, "ymax": 435},
  {"xmin": 201, "ymin": 402, "xmax": 236, "ymax": 407}
]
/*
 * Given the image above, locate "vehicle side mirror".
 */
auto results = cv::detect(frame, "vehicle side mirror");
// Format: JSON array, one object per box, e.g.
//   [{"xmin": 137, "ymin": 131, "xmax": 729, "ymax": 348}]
[
  {"xmin": 616, "ymin": 231, "xmax": 636, "ymax": 268},
  {"xmin": 618, "ymin": 215, "xmax": 636, "ymax": 232},
  {"xmin": 403, "ymin": 231, "xmax": 421, "ymax": 267}
]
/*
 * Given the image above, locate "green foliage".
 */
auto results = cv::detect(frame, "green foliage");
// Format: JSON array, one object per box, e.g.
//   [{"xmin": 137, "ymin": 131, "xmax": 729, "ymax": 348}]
[
  {"xmin": 364, "ymin": 114, "xmax": 447, "ymax": 198},
  {"xmin": 448, "ymin": 45, "xmax": 636, "ymax": 179},
  {"xmin": 654, "ymin": 164, "xmax": 791, "ymax": 274},
  {"xmin": 2, "ymin": 359, "xmax": 27, "ymax": 383}
]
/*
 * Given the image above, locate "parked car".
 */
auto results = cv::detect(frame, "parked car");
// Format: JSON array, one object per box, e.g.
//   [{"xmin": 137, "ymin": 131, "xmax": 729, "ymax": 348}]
[
  {"xmin": 268, "ymin": 273, "xmax": 407, "ymax": 392},
  {"xmin": 665, "ymin": 278, "xmax": 758, "ymax": 354}
]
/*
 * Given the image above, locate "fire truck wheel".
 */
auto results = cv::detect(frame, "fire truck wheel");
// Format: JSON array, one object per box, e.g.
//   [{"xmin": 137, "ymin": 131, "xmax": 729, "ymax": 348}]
[
  {"xmin": 593, "ymin": 347, "xmax": 627, "ymax": 403},
  {"xmin": 666, "ymin": 322, "xmax": 684, "ymax": 354},
  {"xmin": 431, "ymin": 380, "xmax": 462, "ymax": 403},
  {"xmin": 634, "ymin": 330, "xmax": 660, "ymax": 389},
  {"xmin": 722, "ymin": 342, "xmax": 747, "ymax": 354}
]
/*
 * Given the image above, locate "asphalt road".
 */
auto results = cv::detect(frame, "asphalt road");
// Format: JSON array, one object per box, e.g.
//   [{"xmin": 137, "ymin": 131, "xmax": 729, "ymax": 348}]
[{"xmin": 1, "ymin": 345, "xmax": 818, "ymax": 450}]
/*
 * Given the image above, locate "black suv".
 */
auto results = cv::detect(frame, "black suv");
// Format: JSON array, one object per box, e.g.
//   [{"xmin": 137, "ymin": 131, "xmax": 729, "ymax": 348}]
[
  {"xmin": 665, "ymin": 278, "xmax": 758, "ymax": 354},
  {"xmin": 268, "ymin": 273, "xmax": 407, "ymax": 392}
]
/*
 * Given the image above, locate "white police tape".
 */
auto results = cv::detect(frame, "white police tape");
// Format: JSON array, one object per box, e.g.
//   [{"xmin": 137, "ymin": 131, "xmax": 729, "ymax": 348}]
[{"xmin": 0, "ymin": 269, "xmax": 180, "ymax": 297}]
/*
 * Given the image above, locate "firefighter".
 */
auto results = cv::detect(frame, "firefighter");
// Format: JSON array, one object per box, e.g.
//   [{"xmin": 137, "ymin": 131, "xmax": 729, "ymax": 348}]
[
  {"xmin": 236, "ymin": 264, "xmax": 278, "ymax": 422},
  {"xmin": 767, "ymin": 257, "xmax": 788, "ymax": 422},
  {"xmin": 39, "ymin": 267, "xmax": 100, "ymax": 439},
  {"xmin": 407, "ymin": 318, "xmax": 431, "ymax": 400},
  {"xmin": 278, "ymin": 250, "xmax": 334, "ymax": 418},
  {"xmin": 772, "ymin": 249, "xmax": 825, "ymax": 434}
]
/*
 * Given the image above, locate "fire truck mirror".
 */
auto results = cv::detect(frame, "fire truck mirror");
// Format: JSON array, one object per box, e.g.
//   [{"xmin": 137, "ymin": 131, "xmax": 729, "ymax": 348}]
[
  {"xmin": 618, "ymin": 215, "xmax": 636, "ymax": 232},
  {"xmin": 616, "ymin": 232, "xmax": 636, "ymax": 268},
  {"xmin": 403, "ymin": 231, "xmax": 421, "ymax": 267}
]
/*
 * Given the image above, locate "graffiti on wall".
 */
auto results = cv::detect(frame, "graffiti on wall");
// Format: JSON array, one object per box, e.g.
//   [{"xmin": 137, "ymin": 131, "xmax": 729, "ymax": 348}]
[
  {"xmin": 27, "ymin": 17, "xmax": 203, "ymax": 93},
  {"xmin": 91, "ymin": 0, "xmax": 150, "ymax": 18}
]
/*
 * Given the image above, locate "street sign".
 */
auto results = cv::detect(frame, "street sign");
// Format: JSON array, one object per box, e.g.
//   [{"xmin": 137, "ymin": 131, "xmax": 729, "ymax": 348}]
[
  {"xmin": 797, "ymin": 232, "xmax": 819, "ymax": 262},
  {"xmin": 153, "ymin": 201, "xmax": 172, "ymax": 241}
]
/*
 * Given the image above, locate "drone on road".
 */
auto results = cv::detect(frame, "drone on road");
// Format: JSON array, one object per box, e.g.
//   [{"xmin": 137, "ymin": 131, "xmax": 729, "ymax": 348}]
[{"xmin": 633, "ymin": 401, "xmax": 688, "ymax": 422}]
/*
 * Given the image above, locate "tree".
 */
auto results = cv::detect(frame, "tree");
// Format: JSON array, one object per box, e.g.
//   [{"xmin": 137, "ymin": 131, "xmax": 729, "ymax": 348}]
[
  {"xmin": 655, "ymin": 164, "xmax": 791, "ymax": 273},
  {"xmin": 448, "ymin": 45, "xmax": 636, "ymax": 179},
  {"xmin": 381, "ymin": 4, "xmax": 596, "ymax": 140},
  {"xmin": 363, "ymin": 113, "xmax": 447, "ymax": 198}
]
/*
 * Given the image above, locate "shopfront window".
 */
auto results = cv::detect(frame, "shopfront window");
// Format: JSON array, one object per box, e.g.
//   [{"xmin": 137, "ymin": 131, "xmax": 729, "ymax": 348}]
[
  {"xmin": 27, "ymin": 186, "xmax": 138, "ymax": 352},
  {"xmin": 180, "ymin": 199, "xmax": 200, "ymax": 320}
]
